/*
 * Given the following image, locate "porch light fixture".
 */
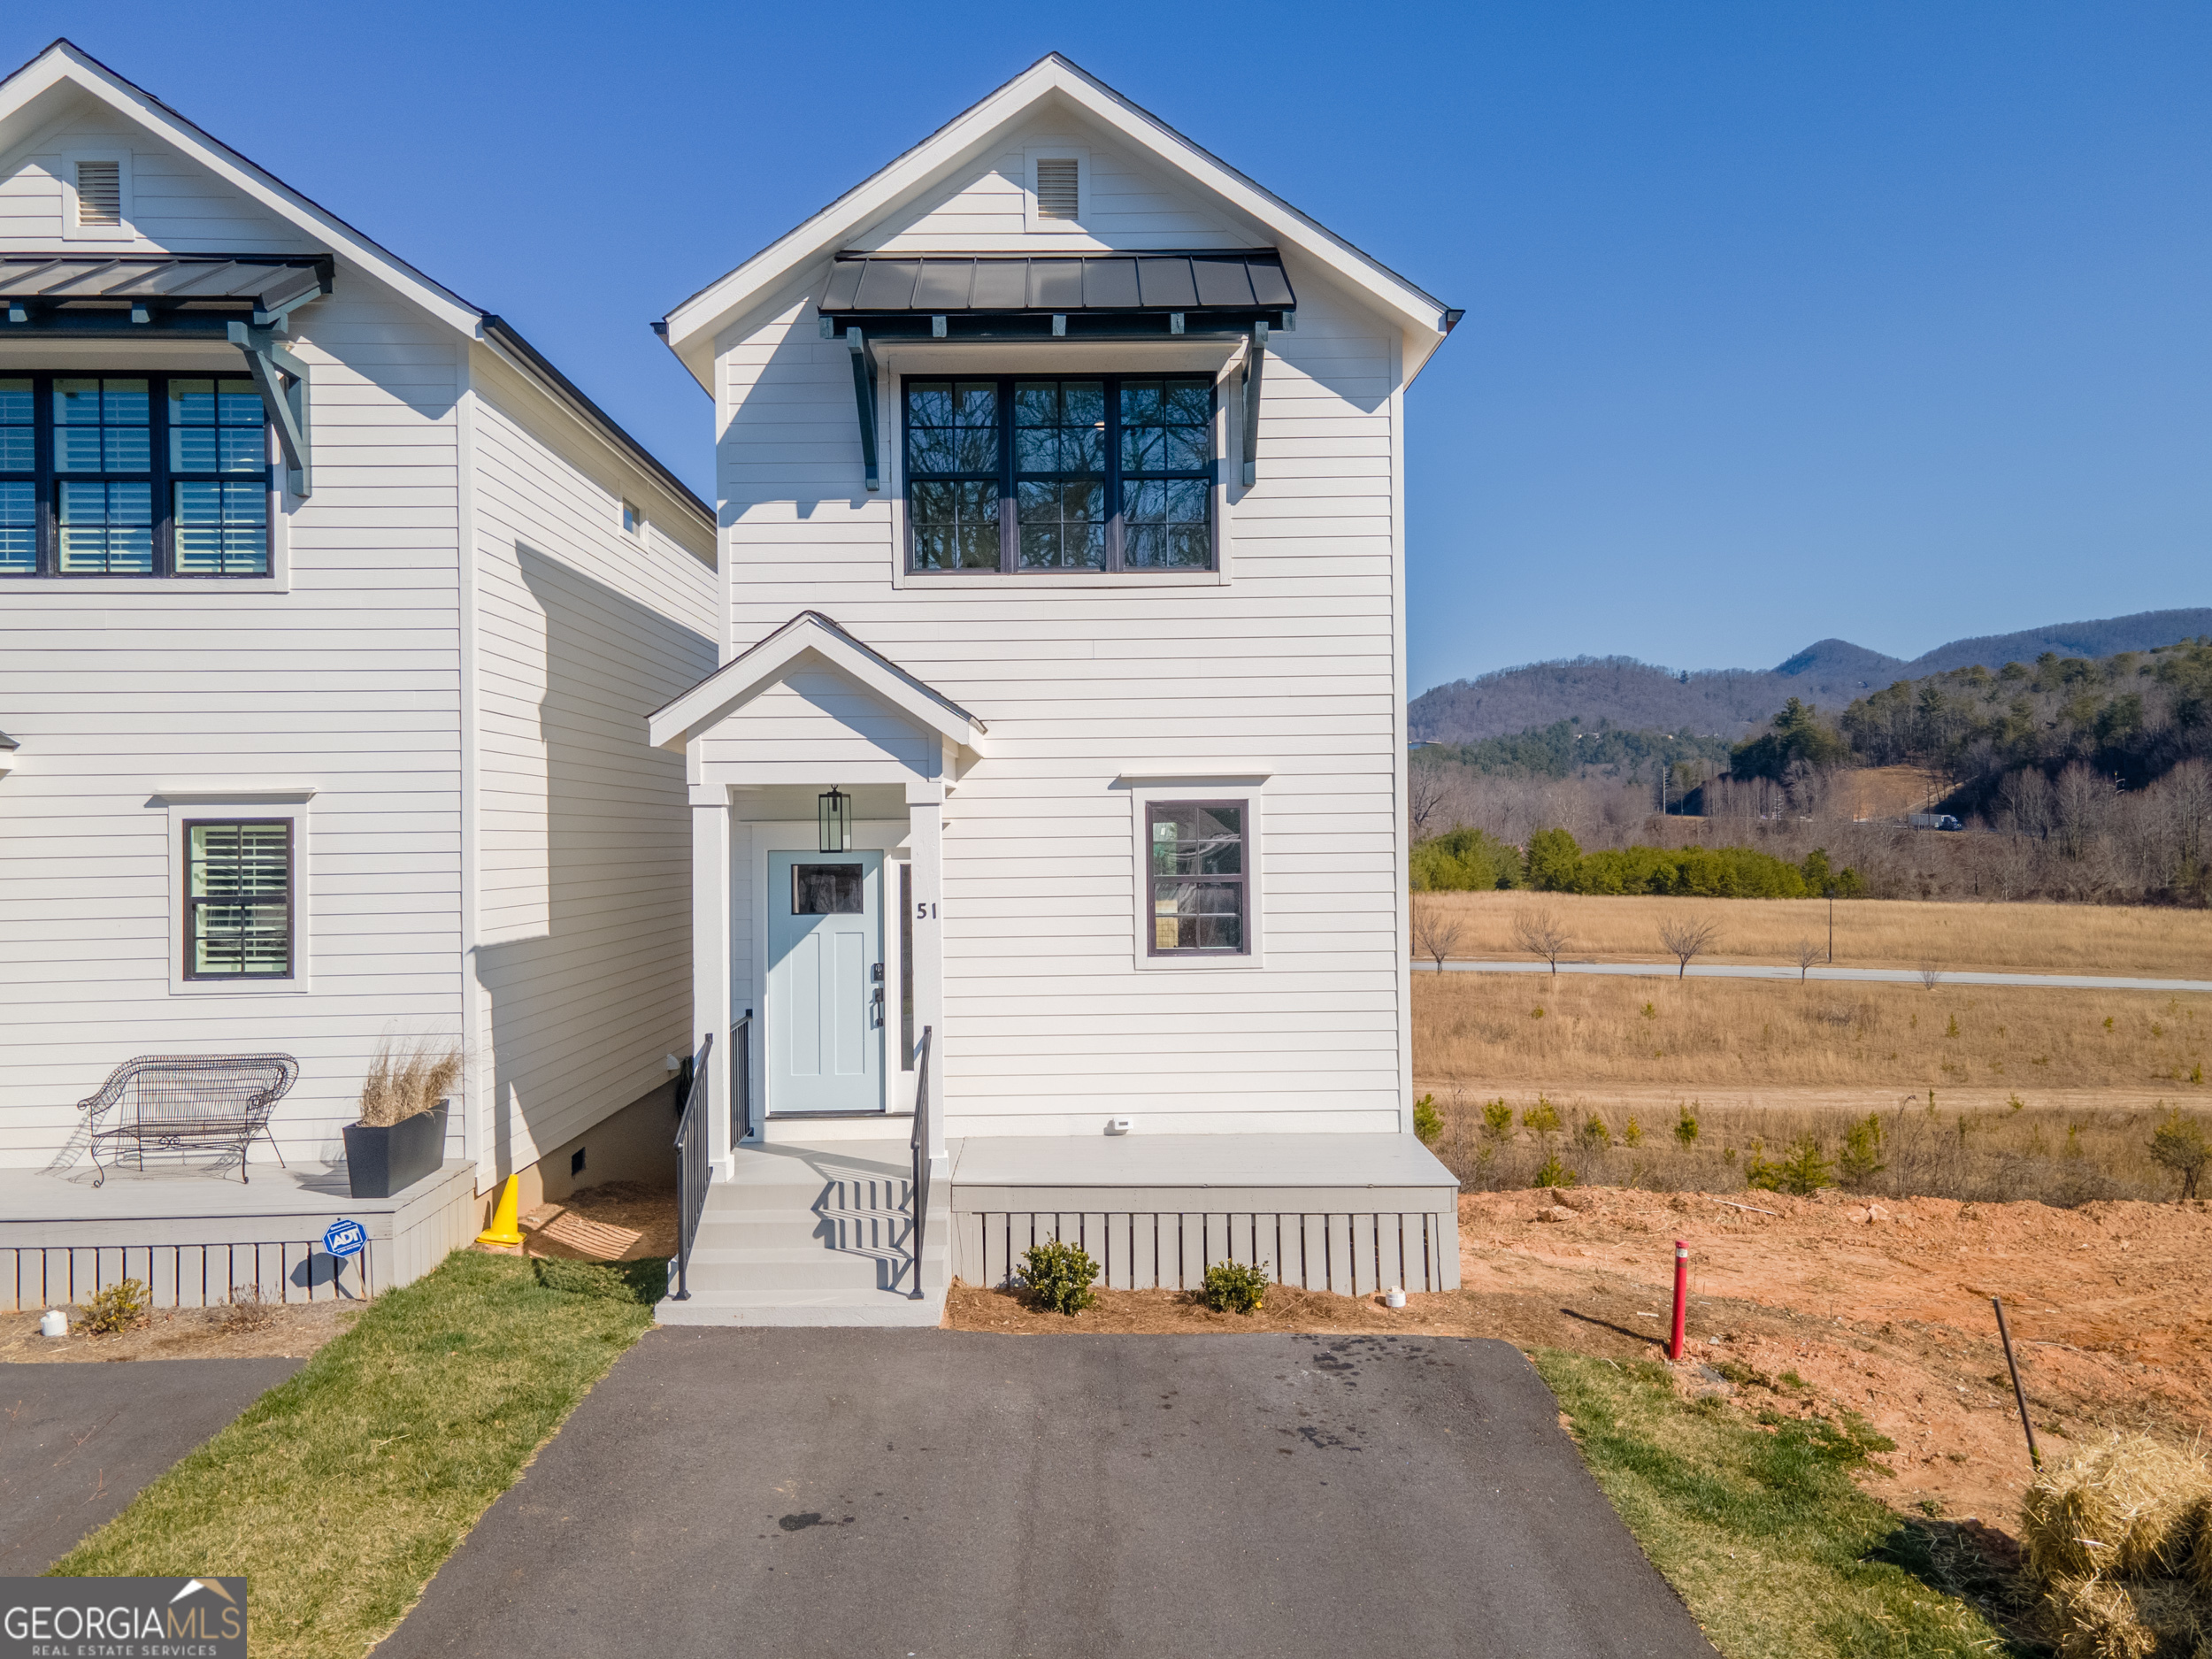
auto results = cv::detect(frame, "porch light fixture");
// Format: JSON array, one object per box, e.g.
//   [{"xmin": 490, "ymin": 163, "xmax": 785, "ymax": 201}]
[{"xmin": 818, "ymin": 787, "xmax": 852, "ymax": 854}]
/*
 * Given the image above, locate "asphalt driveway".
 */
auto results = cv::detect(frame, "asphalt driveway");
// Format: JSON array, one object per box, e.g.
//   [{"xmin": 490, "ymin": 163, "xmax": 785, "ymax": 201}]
[
  {"xmin": 381, "ymin": 1329, "xmax": 1713, "ymax": 1658},
  {"xmin": 0, "ymin": 1356, "xmax": 301, "ymax": 1572}
]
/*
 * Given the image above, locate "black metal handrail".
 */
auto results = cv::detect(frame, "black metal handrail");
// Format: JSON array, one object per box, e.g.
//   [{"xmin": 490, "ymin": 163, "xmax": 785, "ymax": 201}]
[
  {"xmin": 730, "ymin": 1012, "xmax": 753, "ymax": 1147},
  {"xmin": 908, "ymin": 1025, "xmax": 933, "ymax": 1300},
  {"xmin": 670, "ymin": 1030, "xmax": 714, "ymax": 1302}
]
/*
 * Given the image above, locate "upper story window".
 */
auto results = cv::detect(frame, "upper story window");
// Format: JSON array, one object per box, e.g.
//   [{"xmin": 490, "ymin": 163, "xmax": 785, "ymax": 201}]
[
  {"xmin": 0, "ymin": 373, "xmax": 272, "ymax": 579},
  {"xmin": 903, "ymin": 374, "xmax": 1214, "ymax": 575},
  {"xmin": 622, "ymin": 499, "xmax": 643, "ymax": 535}
]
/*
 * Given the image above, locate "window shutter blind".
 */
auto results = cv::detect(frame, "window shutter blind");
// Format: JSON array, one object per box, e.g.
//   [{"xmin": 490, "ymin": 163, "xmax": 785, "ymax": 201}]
[
  {"xmin": 1035, "ymin": 158, "xmax": 1079, "ymax": 220},
  {"xmin": 75, "ymin": 161, "xmax": 122, "ymax": 227}
]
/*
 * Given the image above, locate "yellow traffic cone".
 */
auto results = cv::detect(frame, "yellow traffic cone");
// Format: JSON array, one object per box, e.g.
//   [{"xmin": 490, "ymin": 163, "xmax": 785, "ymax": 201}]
[{"xmin": 475, "ymin": 1174, "xmax": 525, "ymax": 1249}]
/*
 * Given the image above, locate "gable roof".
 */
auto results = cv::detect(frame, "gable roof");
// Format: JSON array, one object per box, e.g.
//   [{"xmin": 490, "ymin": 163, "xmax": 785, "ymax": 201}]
[
  {"xmin": 0, "ymin": 39, "xmax": 711, "ymax": 533},
  {"xmin": 657, "ymin": 54, "xmax": 1458, "ymax": 387},
  {"xmin": 647, "ymin": 611, "xmax": 989, "ymax": 754}
]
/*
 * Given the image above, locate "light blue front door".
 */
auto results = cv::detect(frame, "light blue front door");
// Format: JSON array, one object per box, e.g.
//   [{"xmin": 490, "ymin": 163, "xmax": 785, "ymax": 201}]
[{"xmin": 767, "ymin": 851, "xmax": 884, "ymax": 1115}]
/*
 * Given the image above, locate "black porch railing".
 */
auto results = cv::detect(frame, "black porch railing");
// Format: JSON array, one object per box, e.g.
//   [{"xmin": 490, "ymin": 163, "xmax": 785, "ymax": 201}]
[
  {"xmin": 908, "ymin": 1025, "xmax": 933, "ymax": 1300},
  {"xmin": 670, "ymin": 1030, "xmax": 714, "ymax": 1302},
  {"xmin": 730, "ymin": 1012, "xmax": 753, "ymax": 1147}
]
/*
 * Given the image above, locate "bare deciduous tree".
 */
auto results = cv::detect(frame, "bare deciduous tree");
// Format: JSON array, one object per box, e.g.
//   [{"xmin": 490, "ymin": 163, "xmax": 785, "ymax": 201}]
[
  {"xmin": 1410, "ymin": 899, "xmax": 1466, "ymax": 970},
  {"xmin": 1513, "ymin": 906, "xmax": 1572, "ymax": 974},
  {"xmin": 1792, "ymin": 937, "xmax": 1823, "ymax": 983},
  {"xmin": 1655, "ymin": 915, "xmax": 1720, "ymax": 979},
  {"xmin": 1917, "ymin": 961, "xmax": 1944, "ymax": 990},
  {"xmin": 1408, "ymin": 762, "xmax": 1455, "ymax": 839}
]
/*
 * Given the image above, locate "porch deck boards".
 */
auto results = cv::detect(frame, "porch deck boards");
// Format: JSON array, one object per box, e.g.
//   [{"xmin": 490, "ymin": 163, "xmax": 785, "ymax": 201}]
[{"xmin": 0, "ymin": 1161, "xmax": 480, "ymax": 1310}]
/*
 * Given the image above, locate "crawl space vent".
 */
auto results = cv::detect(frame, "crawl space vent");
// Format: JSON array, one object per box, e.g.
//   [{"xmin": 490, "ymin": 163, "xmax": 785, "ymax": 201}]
[
  {"xmin": 75, "ymin": 161, "xmax": 121, "ymax": 227},
  {"xmin": 1035, "ymin": 157, "xmax": 1079, "ymax": 220}
]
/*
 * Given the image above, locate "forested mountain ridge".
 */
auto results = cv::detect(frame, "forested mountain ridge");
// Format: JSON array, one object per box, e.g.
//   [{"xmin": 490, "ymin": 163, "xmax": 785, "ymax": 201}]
[{"xmin": 1409, "ymin": 608, "xmax": 2212, "ymax": 743}]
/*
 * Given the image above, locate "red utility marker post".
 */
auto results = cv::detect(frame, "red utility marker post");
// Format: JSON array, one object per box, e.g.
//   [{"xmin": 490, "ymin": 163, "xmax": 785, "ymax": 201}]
[{"xmin": 1669, "ymin": 1240, "xmax": 1688, "ymax": 1361}]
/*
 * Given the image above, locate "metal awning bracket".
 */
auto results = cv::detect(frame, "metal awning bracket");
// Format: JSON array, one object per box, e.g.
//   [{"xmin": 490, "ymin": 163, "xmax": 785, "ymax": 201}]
[
  {"xmin": 1240, "ymin": 319, "xmax": 1268, "ymax": 488},
  {"xmin": 846, "ymin": 326, "xmax": 880, "ymax": 492},
  {"xmin": 227, "ymin": 319, "xmax": 313, "ymax": 499}
]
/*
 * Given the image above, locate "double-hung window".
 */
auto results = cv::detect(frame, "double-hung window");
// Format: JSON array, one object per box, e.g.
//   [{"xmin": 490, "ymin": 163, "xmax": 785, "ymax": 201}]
[
  {"xmin": 904, "ymin": 374, "xmax": 1215, "ymax": 573},
  {"xmin": 1148, "ymin": 801, "xmax": 1248, "ymax": 955},
  {"xmin": 184, "ymin": 819, "xmax": 294, "ymax": 979},
  {"xmin": 0, "ymin": 373, "xmax": 273, "ymax": 579}
]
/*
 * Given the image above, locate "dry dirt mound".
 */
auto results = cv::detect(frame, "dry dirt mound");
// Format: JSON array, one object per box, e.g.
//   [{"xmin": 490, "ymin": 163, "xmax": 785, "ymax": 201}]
[{"xmin": 1460, "ymin": 1187, "xmax": 2212, "ymax": 1522}]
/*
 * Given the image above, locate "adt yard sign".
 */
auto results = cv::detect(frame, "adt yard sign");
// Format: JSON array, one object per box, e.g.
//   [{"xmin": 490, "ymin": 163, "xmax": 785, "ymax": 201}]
[{"xmin": 324, "ymin": 1219, "xmax": 366, "ymax": 1258}]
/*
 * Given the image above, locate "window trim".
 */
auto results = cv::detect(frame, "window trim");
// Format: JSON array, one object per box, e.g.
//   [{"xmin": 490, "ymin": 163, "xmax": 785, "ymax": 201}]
[
  {"xmin": 1123, "ymin": 778, "xmax": 1267, "ymax": 971},
  {"xmin": 163, "ymin": 790, "xmax": 311, "ymax": 996},
  {"xmin": 0, "ymin": 371, "xmax": 277, "ymax": 580},
  {"xmin": 900, "ymin": 373, "xmax": 1218, "ymax": 576},
  {"xmin": 182, "ymin": 818, "xmax": 296, "ymax": 982}
]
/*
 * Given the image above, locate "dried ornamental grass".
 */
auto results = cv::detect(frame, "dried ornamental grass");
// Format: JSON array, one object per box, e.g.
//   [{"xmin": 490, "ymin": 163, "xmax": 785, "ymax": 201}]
[
  {"xmin": 2041, "ymin": 1574, "xmax": 2205, "ymax": 1659},
  {"xmin": 2021, "ymin": 1434, "xmax": 2212, "ymax": 1583},
  {"xmin": 357, "ymin": 1036, "xmax": 464, "ymax": 1127}
]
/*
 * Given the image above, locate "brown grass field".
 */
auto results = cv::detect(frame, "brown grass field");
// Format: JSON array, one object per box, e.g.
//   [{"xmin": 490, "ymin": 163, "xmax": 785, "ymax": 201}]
[
  {"xmin": 1417, "ymin": 891, "xmax": 2212, "ymax": 979},
  {"xmin": 1413, "ymin": 972, "xmax": 2211, "ymax": 1092},
  {"xmin": 1412, "ymin": 973, "xmax": 2211, "ymax": 1203}
]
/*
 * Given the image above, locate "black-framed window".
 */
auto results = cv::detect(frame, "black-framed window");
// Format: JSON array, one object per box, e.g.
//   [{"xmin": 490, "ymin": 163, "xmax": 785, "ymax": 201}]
[
  {"xmin": 0, "ymin": 373, "xmax": 273, "ymax": 579},
  {"xmin": 184, "ymin": 819, "xmax": 294, "ymax": 979},
  {"xmin": 1148, "ymin": 801, "xmax": 1247, "ymax": 954},
  {"xmin": 903, "ymin": 374, "xmax": 1215, "ymax": 573}
]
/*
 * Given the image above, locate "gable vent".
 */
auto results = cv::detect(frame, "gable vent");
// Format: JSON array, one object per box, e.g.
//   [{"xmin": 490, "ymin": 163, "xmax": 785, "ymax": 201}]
[
  {"xmin": 75, "ymin": 161, "xmax": 121, "ymax": 227},
  {"xmin": 1035, "ymin": 157, "xmax": 1079, "ymax": 221}
]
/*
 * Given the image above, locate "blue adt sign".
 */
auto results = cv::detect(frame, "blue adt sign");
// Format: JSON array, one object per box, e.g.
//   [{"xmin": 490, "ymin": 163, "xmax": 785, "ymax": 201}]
[{"xmin": 323, "ymin": 1219, "xmax": 366, "ymax": 1258}]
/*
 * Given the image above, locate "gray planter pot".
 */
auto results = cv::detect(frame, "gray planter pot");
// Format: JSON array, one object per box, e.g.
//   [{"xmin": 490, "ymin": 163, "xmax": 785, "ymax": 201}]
[{"xmin": 342, "ymin": 1099, "xmax": 449, "ymax": 1200}]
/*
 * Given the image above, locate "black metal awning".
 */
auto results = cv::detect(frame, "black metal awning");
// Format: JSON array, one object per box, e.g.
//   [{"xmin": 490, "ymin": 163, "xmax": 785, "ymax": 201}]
[
  {"xmin": 0, "ymin": 255, "xmax": 334, "ymax": 332},
  {"xmin": 1, "ymin": 254, "xmax": 335, "ymax": 499},
  {"xmin": 818, "ymin": 250, "xmax": 1293, "ymax": 495},
  {"xmin": 816, "ymin": 250, "xmax": 1294, "ymax": 335}
]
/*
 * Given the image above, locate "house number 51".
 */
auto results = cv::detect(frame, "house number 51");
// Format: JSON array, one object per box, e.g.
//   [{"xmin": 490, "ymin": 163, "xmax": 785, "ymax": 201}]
[{"xmin": 914, "ymin": 902, "xmax": 937, "ymax": 919}]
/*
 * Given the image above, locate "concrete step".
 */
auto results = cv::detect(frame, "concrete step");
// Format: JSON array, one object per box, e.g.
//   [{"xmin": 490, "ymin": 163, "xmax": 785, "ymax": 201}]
[{"xmin": 656, "ymin": 1286, "xmax": 947, "ymax": 1328}]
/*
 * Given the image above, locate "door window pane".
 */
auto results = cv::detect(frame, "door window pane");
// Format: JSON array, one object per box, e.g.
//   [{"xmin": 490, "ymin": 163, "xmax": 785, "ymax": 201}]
[
  {"xmin": 188, "ymin": 820, "xmax": 292, "ymax": 977},
  {"xmin": 793, "ymin": 864, "xmax": 864, "ymax": 915},
  {"xmin": 58, "ymin": 480, "xmax": 153, "ymax": 573}
]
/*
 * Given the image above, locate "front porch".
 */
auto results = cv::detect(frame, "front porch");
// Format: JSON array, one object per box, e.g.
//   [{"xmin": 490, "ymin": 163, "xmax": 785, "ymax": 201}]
[
  {"xmin": 657, "ymin": 1131, "xmax": 1460, "ymax": 1325},
  {"xmin": 0, "ymin": 1160, "xmax": 480, "ymax": 1313}
]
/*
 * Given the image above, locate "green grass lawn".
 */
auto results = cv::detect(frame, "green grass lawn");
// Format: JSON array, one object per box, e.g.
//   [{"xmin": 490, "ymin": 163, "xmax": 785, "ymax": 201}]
[
  {"xmin": 1533, "ymin": 1351, "xmax": 2032, "ymax": 1658},
  {"xmin": 52, "ymin": 1251, "xmax": 658, "ymax": 1659}
]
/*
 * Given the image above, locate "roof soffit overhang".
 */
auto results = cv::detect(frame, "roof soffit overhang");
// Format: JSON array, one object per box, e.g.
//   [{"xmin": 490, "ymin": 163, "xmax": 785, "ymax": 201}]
[
  {"xmin": 647, "ymin": 611, "xmax": 987, "ymax": 755},
  {"xmin": 658, "ymin": 55, "xmax": 1458, "ymax": 388}
]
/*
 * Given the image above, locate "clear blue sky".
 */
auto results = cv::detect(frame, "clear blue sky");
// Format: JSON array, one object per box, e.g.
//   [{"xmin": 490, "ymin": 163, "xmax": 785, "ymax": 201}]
[{"xmin": 12, "ymin": 3, "xmax": 2206, "ymax": 694}]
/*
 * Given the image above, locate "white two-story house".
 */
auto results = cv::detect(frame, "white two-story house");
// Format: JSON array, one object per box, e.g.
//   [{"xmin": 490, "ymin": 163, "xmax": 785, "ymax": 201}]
[
  {"xmin": 0, "ymin": 41, "xmax": 716, "ymax": 1302},
  {"xmin": 649, "ymin": 56, "xmax": 1463, "ymax": 1323}
]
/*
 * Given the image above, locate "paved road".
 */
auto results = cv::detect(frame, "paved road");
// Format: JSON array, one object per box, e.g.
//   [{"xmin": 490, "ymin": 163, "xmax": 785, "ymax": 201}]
[
  {"xmin": 1427, "ymin": 959, "xmax": 2212, "ymax": 992},
  {"xmin": 0, "ymin": 1356, "xmax": 301, "ymax": 1572},
  {"xmin": 381, "ymin": 1328, "xmax": 1714, "ymax": 1659}
]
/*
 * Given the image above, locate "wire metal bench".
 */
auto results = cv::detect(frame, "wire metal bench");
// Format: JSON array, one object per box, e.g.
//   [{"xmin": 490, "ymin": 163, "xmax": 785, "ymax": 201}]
[{"xmin": 77, "ymin": 1054, "xmax": 299, "ymax": 1187}]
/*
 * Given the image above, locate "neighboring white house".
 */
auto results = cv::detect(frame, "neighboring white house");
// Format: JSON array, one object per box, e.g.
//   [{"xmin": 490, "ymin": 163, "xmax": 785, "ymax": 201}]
[
  {"xmin": 649, "ymin": 56, "xmax": 1463, "ymax": 1323},
  {"xmin": 0, "ymin": 42, "xmax": 718, "ymax": 1271}
]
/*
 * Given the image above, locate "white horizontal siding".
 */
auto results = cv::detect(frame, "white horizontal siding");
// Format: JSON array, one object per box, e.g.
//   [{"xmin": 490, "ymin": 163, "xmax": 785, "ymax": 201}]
[
  {"xmin": 465, "ymin": 359, "xmax": 718, "ymax": 1174},
  {"xmin": 0, "ymin": 109, "xmax": 319, "ymax": 253},
  {"xmin": 858, "ymin": 124, "xmax": 1241, "ymax": 253},
  {"xmin": 716, "ymin": 131, "xmax": 1407, "ymax": 1139},
  {"xmin": 0, "ymin": 266, "xmax": 466, "ymax": 1170}
]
